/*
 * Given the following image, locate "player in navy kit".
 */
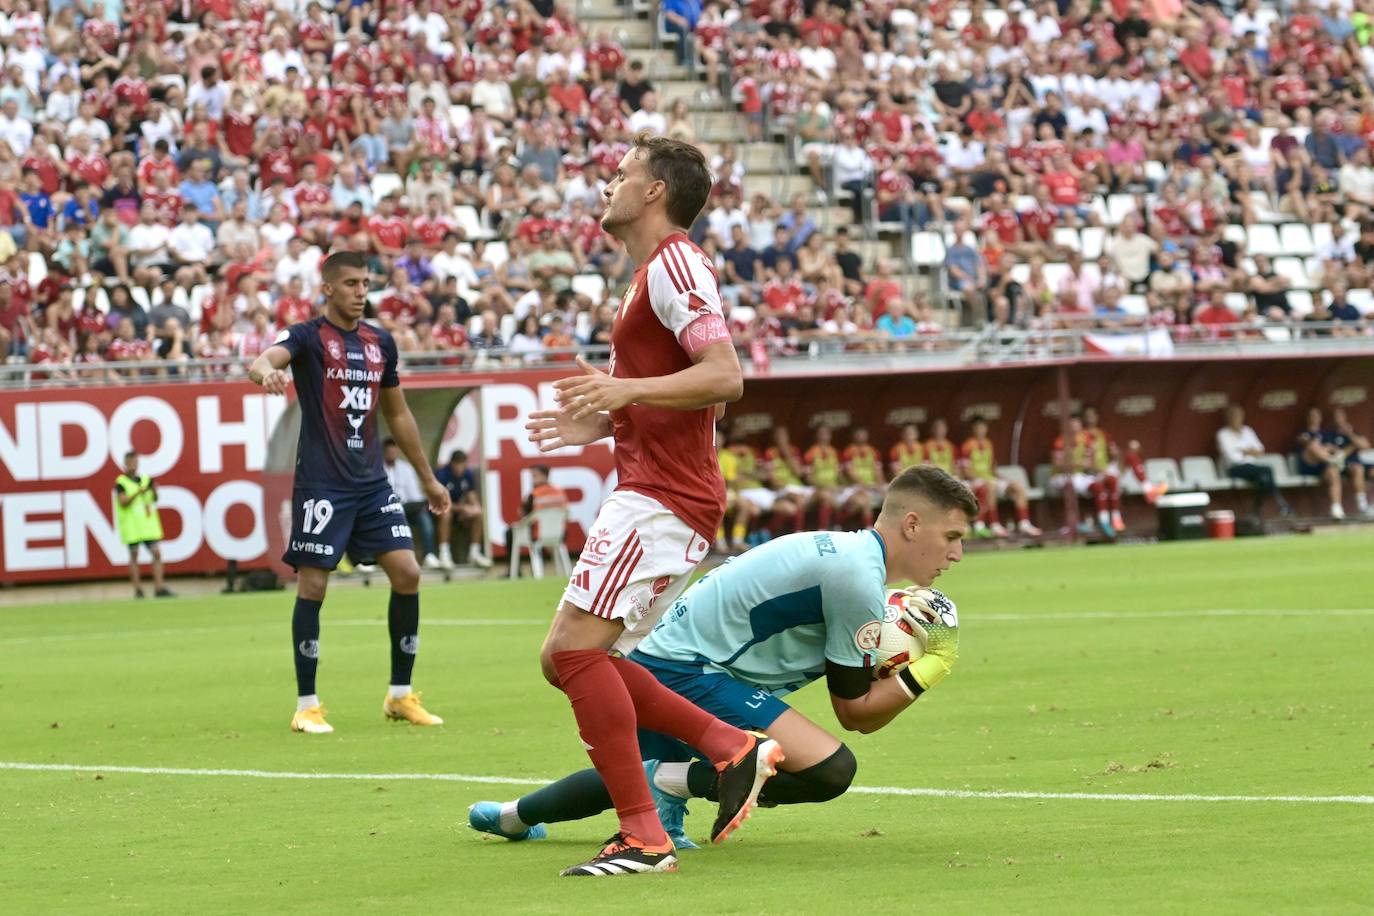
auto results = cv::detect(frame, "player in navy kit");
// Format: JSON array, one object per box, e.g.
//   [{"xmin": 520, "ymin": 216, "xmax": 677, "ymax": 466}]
[{"xmin": 249, "ymin": 251, "xmax": 451, "ymax": 734}]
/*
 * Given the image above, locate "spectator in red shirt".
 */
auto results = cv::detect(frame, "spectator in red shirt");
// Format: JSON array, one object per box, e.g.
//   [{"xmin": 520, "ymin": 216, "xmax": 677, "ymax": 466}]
[
  {"xmin": 1041, "ymin": 154, "xmax": 1088, "ymax": 223},
  {"xmin": 1192, "ymin": 290, "xmax": 1237, "ymax": 337}
]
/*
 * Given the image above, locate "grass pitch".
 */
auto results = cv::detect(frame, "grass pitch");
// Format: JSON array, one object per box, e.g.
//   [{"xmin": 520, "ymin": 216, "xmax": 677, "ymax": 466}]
[{"xmin": 2, "ymin": 534, "xmax": 1372, "ymax": 914}]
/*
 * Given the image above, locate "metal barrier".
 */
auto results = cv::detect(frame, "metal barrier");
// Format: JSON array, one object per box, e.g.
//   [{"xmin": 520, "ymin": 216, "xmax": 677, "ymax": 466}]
[{"xmin": 4, "ymin": 323, "xmax": 1372, "ymax": 389}]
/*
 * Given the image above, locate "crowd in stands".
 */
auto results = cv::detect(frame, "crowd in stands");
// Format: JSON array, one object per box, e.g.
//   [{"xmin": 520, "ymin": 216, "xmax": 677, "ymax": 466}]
[
  {"xmin": 701, "ymin": 0, "xmax": 1374, "ymax": 335},
  {"xmin": 9, "ymin": 0, "xmax": 1374, "ymax": 382}
]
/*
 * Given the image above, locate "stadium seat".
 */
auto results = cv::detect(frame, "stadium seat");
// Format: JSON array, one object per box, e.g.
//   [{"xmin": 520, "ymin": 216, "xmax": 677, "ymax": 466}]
[
  {"xmin": 499, "ymin": 313, "xmax": 517, "ymax": 342},
  {"xmin": 570, "ymin": 274, "xmax": 607, "ymax": 304},
  {"xmin": 1180, "ymin": 455, "xmax": 1233, "ymax": 491},
  {"xmin": 1144, "ymin": 457, "xmax": 1184, "ymax": 491},
  {"xmin": 370, "ymin": 172, "xmax": 403, "ymax": 200},
  {"xmin": 1272, "ymin": 257, "xmax": 1311, "ymax": 290},
  {"xmin": 27, "ymin": 251, "xmax": 47, "ymax": 286},
  {"xmin": 1223, "ymin": 292, "xmax": 1250, "ymax": 315},
  {"xmin": 1258, "ymin": 453, "xmax": 1307, "ymax": 488},
  {"xmin": 1287, "ymin": 454, "xmax": 1320, "ymax": 486},
  {"xmin": 1347, "ymin": 288, "xmax": 1374, "ymax": 316},
  {"xmin": 1080, "ymin": 226, "xmax": 1106, "ymax": 259},
  {"xmin": 1279, "ymin": 223, "xmax": 1316, "ymax": 257},
  {"xmin": 1054, "ymin": 227, "xmax": 1081, "ymax": 252},
  {"xmin": 508, "ymin": 507, "xmax": 572, "ymax": 580},
  {"xmin": 1310, "ymin": 222, "xmax": 1335, "ymax": 252},
  {"xmin": 997, "ymin": 464, "xmax": 1041, "ymax": 501},
  {"xmin": 1286, "ymin": 290, "xmax": 1315, "ymax": 316},
  {"xmin": 1143, "ymin": 160, "xmax": 1168, "ymax": 187},
  {"xmin": 910, "ymin": 231, "xmax": 946, "ymax": 267},
  {"xmin": 1118, "ymin": 294, "xmax": 1148, "ymax": 316},
  {"xmin": 1246, "ymin": 224, "xmax": 1282, "ymax": 257},
  {"xmin": 1223, "ymin": 224, "xmax": 1248, "ymax": 247},
  {"xmin": 1105, "ymin": 195, "xmax": 1138, "ymax": 227},
  {"xmin": 454, "ymin": 205, "xmax": 494, "ymax": 241},
  {"xmin": 1033, "ymin": 463, "xmax": 1053, "ymax": 496},
  {"xmin": 483, "ymin": 240, "xmax": 510, "ymax": 266},
  {"xmin": 1041, "ymin": 261, "xmax": 1070, "ymax": 291}
]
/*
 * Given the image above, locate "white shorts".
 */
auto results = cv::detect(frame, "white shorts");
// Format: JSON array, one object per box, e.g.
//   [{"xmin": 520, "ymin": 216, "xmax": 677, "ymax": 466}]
[
  {"xmin": 561, "ymin": 490, "xmax": 712, "ymax": 655},
  {"xmin": 1050, "ymin": 473, "xmax": 1098, "ymax": 498}
]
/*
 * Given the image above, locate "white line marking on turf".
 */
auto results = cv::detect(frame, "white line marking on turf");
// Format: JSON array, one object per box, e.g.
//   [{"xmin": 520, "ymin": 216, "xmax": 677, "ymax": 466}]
[
  {"xmin": 5, "ymin": 609, "xmax": 1371, "ymax": 646},
  {"xmin": 2, "ymin": 762, "xmax": 1370, "ymax": 806},
  {"xmin": 973, "ymin": 608, "xmax": 1374, "ymax": 622}
]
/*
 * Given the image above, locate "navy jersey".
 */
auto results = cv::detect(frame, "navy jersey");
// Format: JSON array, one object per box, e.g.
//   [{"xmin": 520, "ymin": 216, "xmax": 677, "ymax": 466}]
[
  {"xmin": 436, "ymin": 465, "xmax": 477, "ymax": 502},
  {"xmin": 278, "ymin": 317, "xmax": 399, "ymax": 488}
]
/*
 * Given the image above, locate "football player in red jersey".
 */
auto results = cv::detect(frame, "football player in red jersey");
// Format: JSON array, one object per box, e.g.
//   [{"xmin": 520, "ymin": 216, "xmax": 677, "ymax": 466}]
[{"xmin": 520, "ymin": 134, "xmax": 783, "ymax": 877}]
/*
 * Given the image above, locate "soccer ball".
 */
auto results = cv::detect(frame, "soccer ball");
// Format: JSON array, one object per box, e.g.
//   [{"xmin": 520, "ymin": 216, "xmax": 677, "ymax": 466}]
[{"xmin": 871, "ymin": 589, "xmax": 930, "ymax": 679}]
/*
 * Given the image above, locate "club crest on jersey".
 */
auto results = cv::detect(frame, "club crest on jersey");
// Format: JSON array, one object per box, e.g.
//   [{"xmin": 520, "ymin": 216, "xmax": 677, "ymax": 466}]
[
  {"xmin": 364, "ymin": 343, "xmax": 383, "ymax": 364},
  {"xmin": 326, "ymin": 339, "xmax": 343, "ymax": 360}
]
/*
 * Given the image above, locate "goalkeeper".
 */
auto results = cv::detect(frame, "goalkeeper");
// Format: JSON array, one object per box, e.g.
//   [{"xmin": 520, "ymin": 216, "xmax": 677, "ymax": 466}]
[{"xmin": 470, "ymin": 465, "xmax": 974, "ymax": 848}]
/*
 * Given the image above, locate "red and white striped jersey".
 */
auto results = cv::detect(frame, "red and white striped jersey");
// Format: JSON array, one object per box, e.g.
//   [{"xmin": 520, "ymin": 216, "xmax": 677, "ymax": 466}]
[{"xmin": 607, "ymin": 232, "xmax": 733, "ymax": 540}]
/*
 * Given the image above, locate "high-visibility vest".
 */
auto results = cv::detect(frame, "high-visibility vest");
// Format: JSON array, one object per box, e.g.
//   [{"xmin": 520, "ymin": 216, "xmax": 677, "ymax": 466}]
[{"xmin": 114, "ymin": 474, "xmax": 164, "ymax": 544}]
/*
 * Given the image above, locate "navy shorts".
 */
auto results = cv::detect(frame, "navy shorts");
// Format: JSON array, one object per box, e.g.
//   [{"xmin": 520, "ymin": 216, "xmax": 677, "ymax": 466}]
[
  {"xmin": 627, "ymin": 650, "xmax": 791, "ymax": 764},
  {"xmin": 282, "ymin": 483, "xmax": 414, "ymax": 570}
]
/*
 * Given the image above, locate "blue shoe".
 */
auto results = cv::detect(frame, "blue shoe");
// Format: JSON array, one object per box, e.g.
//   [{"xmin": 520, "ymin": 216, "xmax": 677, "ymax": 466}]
[
  {"xmin": 643, "ymin": 760, "xmax": 699, "ymax": 850},
  {"xmin": 467, "ymin": 801, "xmax": 548, "ymax": 841}
]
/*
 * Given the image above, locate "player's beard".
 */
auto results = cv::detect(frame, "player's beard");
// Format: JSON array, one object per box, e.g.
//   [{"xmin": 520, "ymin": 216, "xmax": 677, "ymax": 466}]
[{"xmin": 600, "ymin": 198, "xmax": 633, "ymax": 238}]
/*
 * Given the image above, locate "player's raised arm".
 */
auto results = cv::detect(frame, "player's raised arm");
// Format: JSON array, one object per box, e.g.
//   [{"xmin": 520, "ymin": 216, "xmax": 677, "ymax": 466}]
[
  {"xmin": 248, "ymin": 345, "xmax": 293, "ymax": 395},
  {"xmin": 380, "ymin": 386, "xmax": 451, "ymax": 516}
]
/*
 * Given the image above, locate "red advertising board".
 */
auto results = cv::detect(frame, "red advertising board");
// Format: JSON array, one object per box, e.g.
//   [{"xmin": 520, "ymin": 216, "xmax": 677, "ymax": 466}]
[
  {"xmin": 0, "ymin": 382, "xmax": 283, "ymax": 584},
  {"xmin": 4, "ymin": 354, "xmax": 1371, "ymax": 584}
]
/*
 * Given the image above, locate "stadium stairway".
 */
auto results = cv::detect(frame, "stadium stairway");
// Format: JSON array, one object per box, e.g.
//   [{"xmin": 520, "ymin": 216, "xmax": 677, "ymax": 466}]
[{"xmin": 583, "ymin": 0, "xmax": 928, "ymax": 305}]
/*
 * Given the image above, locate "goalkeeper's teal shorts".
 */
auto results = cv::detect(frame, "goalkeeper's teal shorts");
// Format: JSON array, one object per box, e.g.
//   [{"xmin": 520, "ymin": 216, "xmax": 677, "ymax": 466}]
[{"xmin": 628, "ymin": 650, "xmax": 789, "ymax": 763}]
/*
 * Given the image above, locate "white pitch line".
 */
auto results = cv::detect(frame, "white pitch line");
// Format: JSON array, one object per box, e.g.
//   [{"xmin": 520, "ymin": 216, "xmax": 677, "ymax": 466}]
[
  {"xmin": 973, "ymin": 608, "xmax": 1374, "ymax": 622},
  {"xmin": 4, "ymin": 608, "xmax": 1371, "ymax": 647},
  {"xmin": 1, "ymin": 762, "xmax": 1370, "ymax": 806}
]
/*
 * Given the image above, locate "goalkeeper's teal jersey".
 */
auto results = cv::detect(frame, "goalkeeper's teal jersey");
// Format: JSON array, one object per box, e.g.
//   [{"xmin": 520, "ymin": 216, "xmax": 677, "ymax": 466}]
[{"xmin": 635, "ymin": 529, "xmax": 890, "ymax": 694}]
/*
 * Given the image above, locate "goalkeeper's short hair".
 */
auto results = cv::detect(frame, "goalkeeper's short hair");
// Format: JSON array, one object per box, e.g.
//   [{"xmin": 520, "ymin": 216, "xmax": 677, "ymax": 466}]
[{"xmin": 883, "ymin": 465, "xmax": 979, "ymax": 520}]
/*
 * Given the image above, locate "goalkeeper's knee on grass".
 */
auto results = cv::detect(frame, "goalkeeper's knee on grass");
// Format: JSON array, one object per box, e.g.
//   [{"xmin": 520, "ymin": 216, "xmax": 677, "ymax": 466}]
[{"xmin": 756, "ymin": 744, "xmax": 857, "ymax": 806}]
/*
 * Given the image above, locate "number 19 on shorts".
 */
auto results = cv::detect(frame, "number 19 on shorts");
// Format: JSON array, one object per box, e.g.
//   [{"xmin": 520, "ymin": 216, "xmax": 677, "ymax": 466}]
[{"xmin": 301, "ymin": 498, "xmax": 333, "ymax": 534}]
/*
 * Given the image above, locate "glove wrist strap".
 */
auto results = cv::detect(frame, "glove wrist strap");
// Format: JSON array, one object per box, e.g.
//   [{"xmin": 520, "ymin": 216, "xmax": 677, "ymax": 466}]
[{"xmin": 897, "ymin": 666, "xmax": 924, "ymax": 700}]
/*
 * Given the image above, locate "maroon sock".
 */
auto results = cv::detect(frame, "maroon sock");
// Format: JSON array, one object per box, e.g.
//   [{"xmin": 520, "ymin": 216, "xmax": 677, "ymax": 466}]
[
  {"xmin": 1106, "ymin": 475, "xmax": 1121, "ymax": 510},
  {"xmin": 551, "ymin": 649, "xmax": 667, "ymax": 846},
  {"xmin": 610, "ymin": 655, "xmax": 749, "ymax": 768},
  {"xmin": 1090, "ymin": 481, "xmax": 1108, "ymax": 512}
]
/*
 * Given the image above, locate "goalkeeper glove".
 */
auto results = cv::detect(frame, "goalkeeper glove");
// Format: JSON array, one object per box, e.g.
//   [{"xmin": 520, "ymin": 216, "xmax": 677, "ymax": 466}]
[{"xmin": 897, "ymin": 588, "xmax": 959, "ymax": 697}]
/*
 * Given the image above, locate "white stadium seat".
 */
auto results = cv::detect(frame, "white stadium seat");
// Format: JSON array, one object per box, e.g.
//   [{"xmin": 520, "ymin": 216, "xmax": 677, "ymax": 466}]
[
  {"xmin": 1246, "ymin": 224, "xmax": 1282, "ymax": 257},
  {"xmin": 911, "ymin": 231, "xmax": 946, "ymax": 267},
  {"xmin": 1180, "ymin": 456, "xmax": 1232, "ymax": 490},
  {"xmin": 997, "ymin": 465, "xmax": 1041, "ymax": 500},
  {"xmin": 1279, "ymin": 223, "xmax": 1315, "ymax": 257}
]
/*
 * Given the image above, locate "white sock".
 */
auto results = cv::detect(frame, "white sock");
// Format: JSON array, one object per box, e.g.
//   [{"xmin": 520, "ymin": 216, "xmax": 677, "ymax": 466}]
[
  {"xmin": 469, "ymin": 543, "xmax": 482, "ymax": 558},
  {"xmin": 388, "ymin": 684, "xmax": 411, "ymax": 699},
  {"xmin": 439, "ymin": 544, "xmax": 452, "ymax": 560},
  {"xmin": 297, "ymin": 694, "xmax": 320, "ymax": 712},
  {"xmin": 653, "ymin": 762, "xmax": 692, "ymax": 799},
  {"xmin": 1358, "ymin": 493, "xmax": 1368, "ymax": 510},
  {"xmin": 499, "ymin": 801, "xmax": 529, "ymax": 834}
]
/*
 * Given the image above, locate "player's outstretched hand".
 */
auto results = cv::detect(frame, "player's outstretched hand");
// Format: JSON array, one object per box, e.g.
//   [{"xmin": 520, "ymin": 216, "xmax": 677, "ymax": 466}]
[
  {"xmin": 526, "ymin": 406, "xmax": 608, "ymax": 452},
  {"xmin": 259, "ymin": 369, "xmax": 291, "ymax": 395},
  {"xmin": 551, "ymin": 355, "xmax": 635, "ymax": 420},
  {"xmin": 424, "ymin": 477, "xmax": 451, "ymax": 516}
]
